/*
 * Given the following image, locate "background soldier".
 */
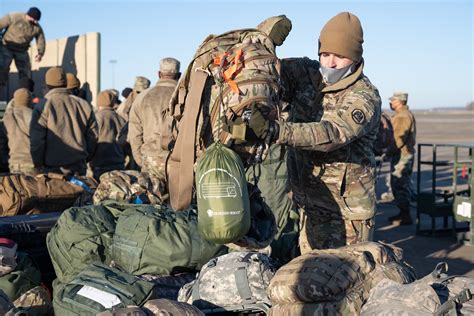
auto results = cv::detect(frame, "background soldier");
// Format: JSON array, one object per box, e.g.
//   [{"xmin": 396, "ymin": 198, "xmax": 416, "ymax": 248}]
[
  {"xmin": 0, "ymin": 7, "xmax": 45, "ymax": 87},
  {"xmin": 128, "ymin": 57, "xmax": 180, "ymax": 178},
  {"xmin": 2, "ymin": 88, "xmax": 36, "ymax": 174},
  {"xmin": 387, "ymin": 92, "xmax": 416, "ymax": 225},
  {"xmin": 116, "ymin": 76, "xmax": 150, "ymax": 121},
  {"xmin": 30, "ymin": 67, "xmax": 98, "ymax": 176},
  {"xmin": 249, "ymin": 12, "xmax": 381, "ymax": 252},
  {"xmin": 66, "ymin": 72, "xmax": 86, "ymax": 100},
  {"xmin": 90, "ymin": 90, "xmax": 126, "ymax": 180}
]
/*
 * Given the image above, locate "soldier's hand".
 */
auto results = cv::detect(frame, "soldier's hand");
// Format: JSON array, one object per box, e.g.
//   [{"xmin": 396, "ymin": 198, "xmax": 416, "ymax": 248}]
[
  {"xmin": 35, "ymin": 54, "xmax": 42, "ymax": 63},
  {"xmin": 247, "ymin": 104, "xmax": 279, "ymax": 143}
]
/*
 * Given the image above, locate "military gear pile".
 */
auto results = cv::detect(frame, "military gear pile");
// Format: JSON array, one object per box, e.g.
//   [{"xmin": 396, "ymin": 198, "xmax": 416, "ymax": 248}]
[
  {"xmin": 46, "ymin": 202, "xmax": 125, "ymax": 283},
  {"xmin": 361, "ymin": 262, "xmax": 474, "ymax": 316},
  {"xmin": 178, "ymin": 252, "xmax": 276, "ymax": 314},
  {"xmin": 110, "ymin": 204, "xmax": 227, "ymax": 276},
  {"xmin": 267, "ymin": 241, "xmax": 416, "ymax": 315},
  {"xmin": 164, "ymin": 25, "xmax": 285, "ymax": 211},
  {"xmin": 0, "ymin": 251, "xmax": 41, "ymax": 302},
  {"xmin": 0, "ymin": 173, "xmax": 97, "ymax": 216},
  {"xmin": 196, "ymin": 142, "xmax": 250, "ymax": 244},
  {"xmin": 93, "ymin": 170, "xmax": 166, "ymax": 205},
  {"xmin": 52, "ymin": 262, "xmax": 156, "ymax": 315}
]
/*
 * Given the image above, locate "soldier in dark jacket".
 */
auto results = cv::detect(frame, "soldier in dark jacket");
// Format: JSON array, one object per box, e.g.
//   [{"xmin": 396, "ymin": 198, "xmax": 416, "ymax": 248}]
[
  {"xmin": 90, "ymin": 90, "xmax": 127, "ymax": 180},
  {"xmin": 30, "ymin": 67, "xmax": 98, "ymax": 176}
]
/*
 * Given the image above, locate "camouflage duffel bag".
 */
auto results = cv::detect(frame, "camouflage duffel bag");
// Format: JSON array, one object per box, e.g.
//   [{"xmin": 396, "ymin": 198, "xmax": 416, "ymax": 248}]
[
  {"xmin": 93, "ymin": 170, "xmax": 166, "ymax": 205},
  {"xmin": 0, "ymin": 173, "xmax": 97, "ymax": 216},
  {"xmin": 53, "ymin": 262, "xmax": 156, "ymax": 316},
  {"xmin": 110, "ymin": 204, "xmax": 227, "ymax": 276},
  {"xmin": 178, "ymin": 252, "xmax": 276, "ymax": 314},
  {"xmin": 46, "ymin": 202, "xmax": 129, "ymax": 283},
  {"xmin": 143, "ymin": 299, "xmax": 204, "ymax": 316}
]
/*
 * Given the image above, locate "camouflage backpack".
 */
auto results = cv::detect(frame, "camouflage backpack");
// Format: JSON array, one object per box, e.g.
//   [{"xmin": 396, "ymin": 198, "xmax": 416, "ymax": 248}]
[
  {"xmin": 361, "ymin": 263, "xmax": 474, "ymax": 316},
  {"xmin": 93, "ymin": 170, "xmax": 166, "ymax": 205},
  {"xmin": 178, "ymin": 252, "xmax": 276, "ymax": 314},
  {"xmin": 143, "ymin": 299, "xmax": 204, "ymax": 316},
  {"xmin": 110, "ymin": 204, "xmax": 227, "ymax": 276},
  {"xmin": 268, "ymin": 242, "xmax": 417, "ymax": 315},
  {"xmin": 52, "ymin": 262, "xmax": 156, "ymax": 316},
  {"xmin": 162, "ymin": 16, "xmax": 291, "ymax": 211},
  {"xmin": 46, "ymin": 202, "xmax": 128, "ymax": 283}
]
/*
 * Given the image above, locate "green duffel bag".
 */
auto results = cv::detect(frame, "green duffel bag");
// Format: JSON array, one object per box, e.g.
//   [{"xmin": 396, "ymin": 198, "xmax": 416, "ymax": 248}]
[
  {"xmin": 52, "ymin": 262, "xmax": 156, "ymax": 316},
  {"xmin": 0, "ymin": 252, "xmax": 41, "ymax": 301},
  {"xmin": 196, "ymin": 142, "xmax": 251, "ymax": 244},
  {"xmin": 46, "ymin": 202, "xmax": 129, "ymax": 283},
  {"xmin": 110, "ymin": 204, "xmax": 228, "ymax": 276}
]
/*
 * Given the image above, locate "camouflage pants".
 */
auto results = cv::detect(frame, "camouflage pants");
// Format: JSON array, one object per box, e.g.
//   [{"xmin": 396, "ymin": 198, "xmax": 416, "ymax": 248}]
[
  {"xmin": 0, "ymin": 44, "xmax": 31, "ymax": 85},
  {"xmin": 298, "ymin": 207, "xmax": 374, "ymax": 254},
  {"xmin": 142, "ymin": 154, "xmax": 167, "ymax": 182},
  {"xmin": 390, "ymin": 153, "xmax": 414, "ymax": 209}
]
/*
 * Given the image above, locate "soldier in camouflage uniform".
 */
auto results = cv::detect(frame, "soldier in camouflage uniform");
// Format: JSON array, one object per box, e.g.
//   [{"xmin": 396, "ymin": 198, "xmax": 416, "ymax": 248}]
[
  {"xmin": 249, "ymin": 12, "xmax": 381, "ymax": 252},
  {"xmin": 116, "ymin": 76, "xmax": 151, "ymax": 121},
  {"xmin": 387, "ymin": 92, "xmax": 416, "ymax": 225},
  {"xmin": 0, "ymin": 7, "xmax": 45, "ymax": 86},
  {"xmin": 128, "ymin": 58, "xmax": 180, "ymax": 179}
]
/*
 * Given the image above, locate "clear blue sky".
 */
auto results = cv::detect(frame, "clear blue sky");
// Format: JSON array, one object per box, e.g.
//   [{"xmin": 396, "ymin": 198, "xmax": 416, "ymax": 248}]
[{"xmin": 1, "ymin": 0, "xmax": 473, "ymax": 109}]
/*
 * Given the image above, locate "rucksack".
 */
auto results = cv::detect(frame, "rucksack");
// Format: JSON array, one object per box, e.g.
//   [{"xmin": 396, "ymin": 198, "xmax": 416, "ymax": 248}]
[
  {"xmin": 374, "ymin": 111, "xmax": 395, "ymax": 157},
  {"xmin": 46, "ymin": 202, "xmax": 127, "ymax": 283},
  {"xmin": 361, "ymin": 263, "xmax": 474, "ymax": 316},
  {"xmin": 110, "ymin": 204, "xmax": 228, "ymax": 276},
  {"xmin": 268, "ymin": 242, "xmax": 416, "ymax": 315},
  {"xmin": 0, "ymin": 252, "xmax": 41, "ymax": 301},
  {"xmin": 0, "ymin": 173, "xmax": 97, "ymax": 216},
  {"xmin": 196, "ymin": 142, "xmax": 251, "ymax": 244},
  {"xmin": 178, "ymin": 252, "xmax": 276, "ymax": 314},
  {"xmin": 93, "ymin": 170, "xmax": 166, "ymax": 205},
  {"xmin": 163, "ymin": 21, "xmax": 288, "ymax": 211},
  {"xmin": 52, "ymin": 262, "xmax": 156, "ymax": 316}
]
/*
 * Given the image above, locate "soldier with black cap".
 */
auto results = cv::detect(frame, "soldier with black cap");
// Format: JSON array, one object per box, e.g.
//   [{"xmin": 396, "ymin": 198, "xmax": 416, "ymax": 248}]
[{"xmin": 0, "ymin": 7, "xmax": 45, "ymax": 86}]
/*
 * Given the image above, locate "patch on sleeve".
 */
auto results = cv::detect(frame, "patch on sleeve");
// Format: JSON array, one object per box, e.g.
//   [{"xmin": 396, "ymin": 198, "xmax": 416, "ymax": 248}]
[{"xmin": 351, "ymin": 109, "xmax": 366, "ymax": 125}]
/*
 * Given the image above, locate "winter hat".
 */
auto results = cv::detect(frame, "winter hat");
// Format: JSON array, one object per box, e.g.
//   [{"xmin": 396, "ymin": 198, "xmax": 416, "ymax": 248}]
[
  {"xmin": 45, "ymin": 67, "xmax": 66, "ymax": 87},
  {"xmin": 319, "ymin": 12, "xmax": 364, "ymax": 62}
]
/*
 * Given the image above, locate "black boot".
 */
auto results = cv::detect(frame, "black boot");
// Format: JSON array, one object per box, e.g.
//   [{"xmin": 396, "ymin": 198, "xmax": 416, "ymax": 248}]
[{"xmin": 393, "ymin": 207, "xmax": 412, "ymax": 225}]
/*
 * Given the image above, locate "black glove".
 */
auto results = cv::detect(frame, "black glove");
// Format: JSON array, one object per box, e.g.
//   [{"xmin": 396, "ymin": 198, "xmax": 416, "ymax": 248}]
[{"xmin": 247, "ymin": 105, "xmax": 279, "ymax": 142}]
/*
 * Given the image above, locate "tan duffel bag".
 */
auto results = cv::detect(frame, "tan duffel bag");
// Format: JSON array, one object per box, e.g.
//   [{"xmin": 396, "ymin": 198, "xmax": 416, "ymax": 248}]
[{"xmin": 0, "ymin": 173, "xmax": 97, "ymax": 216}]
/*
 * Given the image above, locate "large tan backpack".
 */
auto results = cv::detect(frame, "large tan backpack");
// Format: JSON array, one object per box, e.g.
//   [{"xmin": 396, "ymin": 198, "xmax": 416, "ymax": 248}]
[{"xmin": 161, "ymin": 16, "xmax": 291, "ymax": 211}]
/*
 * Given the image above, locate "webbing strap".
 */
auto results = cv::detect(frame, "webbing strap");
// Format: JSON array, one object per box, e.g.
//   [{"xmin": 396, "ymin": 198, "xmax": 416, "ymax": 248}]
[
  {"xmin": 168, "ymin": 69, "xmax": 209, "ymax": 211},
  {"xmin": 234, "ymin": 266, "xmax": 254, "ymax": 302}
]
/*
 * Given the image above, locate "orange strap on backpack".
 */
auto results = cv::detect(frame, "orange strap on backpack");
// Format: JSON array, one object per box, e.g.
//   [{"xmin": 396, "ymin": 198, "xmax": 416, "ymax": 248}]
[{"xmin": 214, "ymin": 49, "xmax": 243, "ymax": 94}]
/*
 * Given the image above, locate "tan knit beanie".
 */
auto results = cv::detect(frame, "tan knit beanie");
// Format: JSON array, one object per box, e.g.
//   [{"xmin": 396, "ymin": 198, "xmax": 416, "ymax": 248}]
[
  {"xmin": 319, "ymin": 12, "xmax": 364, "ymax": 62},
  {"xmin": 13, "ymin": 88, "xmax": 32, "ymax": 107},
  {"xmin": 66, "ymin": 73, "xmax": 81, "ymax": 89},
  {"xmin": 45, "ymin": 67, "xmax": 66, "ymax": 87},
  {"xmin": 97, "ymin": 90, "xmax": 114, "ymax": 108}
]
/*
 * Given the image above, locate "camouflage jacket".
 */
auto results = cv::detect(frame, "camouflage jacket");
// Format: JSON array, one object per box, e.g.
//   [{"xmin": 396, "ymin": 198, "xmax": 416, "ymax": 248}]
[
  {"xmin": 391, "ymin": 105, "xmax": 416, "ymax": 156},
  {"xmin": 128, "ymin": 79, "xmax": 178, "ymax": 166},
  {"xmin": 2, "ymin": 106, "xmax": 34, "ymax": 167},
  {"xmin": 277, "ymin": 60, "xmax": 382, "ymax": 220},
  {"xmin": 90, "ymin": 108, "xmax": 126, "ymax": 169},
  {"xmin": 30, "ymin": 88, "xmax": 98, "ymax": 169},
  {"xmin": 0, "ymin": 12, "xmax": 45, "ymax": 55}
]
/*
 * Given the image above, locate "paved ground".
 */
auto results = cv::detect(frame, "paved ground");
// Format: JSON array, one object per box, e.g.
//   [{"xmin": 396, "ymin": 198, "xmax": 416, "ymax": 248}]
[{"xmin": 373, "ymin": 109, "xmax": 474, "ymax": 277}]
